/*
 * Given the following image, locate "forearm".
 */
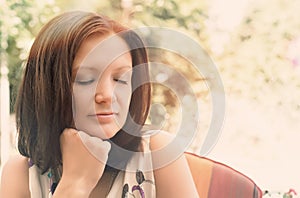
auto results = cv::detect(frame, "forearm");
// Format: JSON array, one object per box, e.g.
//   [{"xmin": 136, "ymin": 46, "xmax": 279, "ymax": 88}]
[
  {"xmin": 52, "ymin": 178, "xmax": 93, "ymax": 198},
  {"xmin": 53, "ymin": 129, "xmax": 109, "ymax": 197}
]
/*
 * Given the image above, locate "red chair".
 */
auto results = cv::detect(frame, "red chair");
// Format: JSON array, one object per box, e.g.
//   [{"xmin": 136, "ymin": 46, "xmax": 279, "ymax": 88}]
[{"xmin": 185, "ymin": 152, "xmax": 263, "ymax": 198}]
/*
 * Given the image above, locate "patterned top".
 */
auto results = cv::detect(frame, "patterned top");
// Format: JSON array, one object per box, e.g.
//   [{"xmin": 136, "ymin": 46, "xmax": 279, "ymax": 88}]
[{"xmin": 28, "ymin": 137, "xmax": 156, "ymax": 198}]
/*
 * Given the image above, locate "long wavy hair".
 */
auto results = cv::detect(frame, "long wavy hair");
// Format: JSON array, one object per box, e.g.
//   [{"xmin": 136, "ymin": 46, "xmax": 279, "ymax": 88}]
[{"xmin": 16, "ymin": 11, "xmax": 151, "ymax": 174}]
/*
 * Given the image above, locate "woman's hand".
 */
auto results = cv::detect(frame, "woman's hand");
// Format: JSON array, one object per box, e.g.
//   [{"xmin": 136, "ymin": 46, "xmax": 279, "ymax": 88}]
[{"xmin": 53, "ymin": 128, "xmax": 111, "ymax": 197}]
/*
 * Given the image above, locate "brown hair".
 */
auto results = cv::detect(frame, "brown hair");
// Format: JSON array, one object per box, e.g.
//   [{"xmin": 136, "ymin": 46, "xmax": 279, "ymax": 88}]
[{"xmin": 16, "ymin": 11, "xmax": 151, "ymax": 173}]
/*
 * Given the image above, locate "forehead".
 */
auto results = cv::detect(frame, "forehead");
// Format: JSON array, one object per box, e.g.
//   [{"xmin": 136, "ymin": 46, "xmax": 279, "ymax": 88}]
[{"xmin": 73, "ymin": 33, "xmax": 132, "ymax": 71}]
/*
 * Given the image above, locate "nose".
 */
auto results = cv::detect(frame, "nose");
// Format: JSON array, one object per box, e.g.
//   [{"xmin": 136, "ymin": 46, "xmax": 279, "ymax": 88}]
[{"xmin": 94, "ymin": 78, "xmax": 116, "ymax": 104}]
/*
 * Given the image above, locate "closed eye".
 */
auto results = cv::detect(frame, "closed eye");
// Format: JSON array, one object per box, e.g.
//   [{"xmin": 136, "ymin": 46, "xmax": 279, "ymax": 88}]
[
  {"xmin": 114, "ymin": 79, "xmax": 128, "ymax": 85},
  {"xmin": 75, "ymin": 79, "xmax": 95, "ymax": 85}
]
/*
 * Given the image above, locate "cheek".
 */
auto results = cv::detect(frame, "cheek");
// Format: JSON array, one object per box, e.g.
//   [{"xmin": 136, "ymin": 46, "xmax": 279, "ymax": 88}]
[
  {"xmin": 115, "ymin": 86, "xmax": 132, "ymax": 108},
  {"xmin": 72, "ymin": 86, "xmax": 95, "ymax": 113}
]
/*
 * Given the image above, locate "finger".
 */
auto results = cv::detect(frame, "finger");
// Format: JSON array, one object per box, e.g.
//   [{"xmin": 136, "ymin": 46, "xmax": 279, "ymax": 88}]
[{"xmin": 77, "ymin": 131, "xmax": 111, "ymax": 163}]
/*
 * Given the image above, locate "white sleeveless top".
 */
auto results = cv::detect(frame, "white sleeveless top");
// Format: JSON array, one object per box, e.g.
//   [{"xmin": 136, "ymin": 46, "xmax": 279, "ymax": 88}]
[{"xmin": 28, "ymin": 137, "xmax": 156, "ymax": 198}]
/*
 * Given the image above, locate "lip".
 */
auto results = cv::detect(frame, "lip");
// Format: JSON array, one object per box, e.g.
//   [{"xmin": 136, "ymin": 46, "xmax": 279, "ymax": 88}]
[{"xmin": 90, "ymin": 112, "xmax": 118, "ymax": 123}]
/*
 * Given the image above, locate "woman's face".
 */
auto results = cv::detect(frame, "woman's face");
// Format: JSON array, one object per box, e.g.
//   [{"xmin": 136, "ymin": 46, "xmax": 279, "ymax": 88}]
[{"xmin": 72, "ymin": 33, "xmax": 132, "ymax": 139}]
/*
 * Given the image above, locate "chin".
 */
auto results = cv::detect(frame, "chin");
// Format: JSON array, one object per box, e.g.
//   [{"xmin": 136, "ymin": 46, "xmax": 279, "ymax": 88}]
[
  {"xmin": 88, "ymin": 131, "xmax": 115, "ymax": 140},
  {"xmin": 97, "ymin": 128, "xmax": 120, "ymax": 140}
]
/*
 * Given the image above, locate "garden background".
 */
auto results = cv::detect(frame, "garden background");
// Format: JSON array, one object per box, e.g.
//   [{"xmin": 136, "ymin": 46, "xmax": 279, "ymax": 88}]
[{"xmin": 0, "ymin": 0, "xmax": 299, "ymax": 197}]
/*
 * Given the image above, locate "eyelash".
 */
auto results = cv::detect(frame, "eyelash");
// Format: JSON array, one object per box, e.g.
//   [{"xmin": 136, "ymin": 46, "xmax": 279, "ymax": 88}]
[
  {"xmin": 75, "ymin": 78, "xmax": 128, "ymax": 85},
  {"xmin": 114, "ymin": 78, "xmax": 128, "ymax": 85},
  {"xmin": 76, "ymin": 79, "xmax": 95, "ymax": 85}
]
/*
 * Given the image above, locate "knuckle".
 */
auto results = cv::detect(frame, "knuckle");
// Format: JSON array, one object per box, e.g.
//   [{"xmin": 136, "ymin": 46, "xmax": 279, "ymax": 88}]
[
  {"xmin": 62, "ymin": 128, "xmax": 77, "ymax": 136},
  {"xmin": 60, "ymin": 128, "xmax": 78, "ymax": 144}
]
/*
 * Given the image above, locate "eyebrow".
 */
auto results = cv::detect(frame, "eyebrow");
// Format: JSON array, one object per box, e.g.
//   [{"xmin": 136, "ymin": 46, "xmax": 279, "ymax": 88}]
[
  {"xmin": 114, "ymin": 65, "xmax": 132, "ymax": 71},
  {"xmin": 72, "ymin": 66, "xmax": 98, "ymax": 74}
]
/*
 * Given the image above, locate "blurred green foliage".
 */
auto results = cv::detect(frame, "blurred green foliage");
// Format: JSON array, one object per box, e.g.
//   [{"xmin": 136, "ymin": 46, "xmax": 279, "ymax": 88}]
[
  {"xmin": 217, "ymin": 0, "xmax": 300, "ymax": 114},
  {"xmin": 1, "ymin": 0, "xmax": 59, "ymax": 112}
]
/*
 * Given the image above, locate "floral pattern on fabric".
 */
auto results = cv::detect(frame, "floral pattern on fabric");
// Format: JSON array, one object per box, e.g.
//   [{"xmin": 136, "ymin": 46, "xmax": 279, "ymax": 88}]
[{"xmin": 122, "ymin": 170, "xmax": 154, "ymax": 198}]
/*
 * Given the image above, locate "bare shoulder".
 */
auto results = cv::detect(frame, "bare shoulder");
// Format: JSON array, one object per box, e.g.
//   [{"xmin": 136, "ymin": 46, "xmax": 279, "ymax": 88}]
[
  {"xmin": 0, "ymin": 154, "xmax": 30, "ymax": 197},
  {"xmin": 149, "ymin": 130, "xmax": 199, "ymax": 197},
  {"xmin": 149, "ymin": 130, "xmax": 175, "ymax": 151}
]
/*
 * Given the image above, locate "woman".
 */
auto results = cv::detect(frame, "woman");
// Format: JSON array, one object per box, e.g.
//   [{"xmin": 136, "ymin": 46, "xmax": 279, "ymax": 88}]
[{"xmin": 0, "ymin": 11, "xmax": 198, "ymax": 197}]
